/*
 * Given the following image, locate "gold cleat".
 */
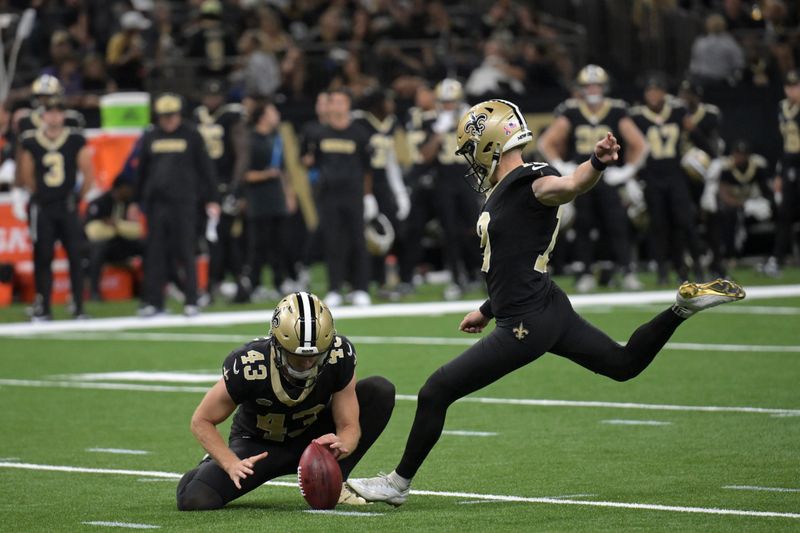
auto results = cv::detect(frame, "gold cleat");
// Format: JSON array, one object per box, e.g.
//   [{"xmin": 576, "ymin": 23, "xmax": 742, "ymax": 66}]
[
  {"xmin": 338, "ymin": 483, "xmax": 369, "ymax": 505},
  {"xmin": 673, "ymin": 279, "xmax": 746, "ymax": 318}
]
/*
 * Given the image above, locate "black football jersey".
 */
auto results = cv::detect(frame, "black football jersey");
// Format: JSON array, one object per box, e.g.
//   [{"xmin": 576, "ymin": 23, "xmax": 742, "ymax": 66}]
[
  {"xmin": 778, "ymin": 99, "xmax": 800, "ymax": 168},
  {"xmin": 223, "ymin": 335, "xmax": 356, "ymax": 443},
  {"xmin": 719, "ymin": 154, "xmax": 771, "ymax": 203},
  {"xmin": 193, "ymin": 103, "xmax": 243, "ymax": 184},
  {"xmin": 20, "ymin": 128, "xmax": 85, "ymax": 205},
  {"xmin": 555, "ymin": 98, "xmax": 629, "ymax": 163},
  {"xmin": 684, "ymin": 103, "xmax": 722, "ymax": 157},
  {"xmin": 314, "ymin": 123, "xmax": 372, "ymax": 196},
  {"xmin": 17, "ymin": 107, "xmax": 85, "ymax": 135},
  {"xmin": 478, "ymin": 163, "xmax": 561, "ymax": 324},
  {"xmin": 404, "ymin": 106, "xmax": 437, "ymax": 187},
  {"xmin": 352, "ymin": 111, "xmax": 398, "ymax": 183},
  {"xmin": 629, "ymin": 100, "xmax": 687, "ymax": 178}
]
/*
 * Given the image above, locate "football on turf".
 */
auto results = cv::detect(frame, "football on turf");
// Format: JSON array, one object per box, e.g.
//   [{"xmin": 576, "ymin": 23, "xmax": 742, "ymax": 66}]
[{"xmin": 298, "ymin": 440, "xmax": 342, "ymax": 509}]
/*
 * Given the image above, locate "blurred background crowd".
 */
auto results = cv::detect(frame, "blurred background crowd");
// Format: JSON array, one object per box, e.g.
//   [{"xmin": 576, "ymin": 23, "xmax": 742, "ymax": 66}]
[{"xmin": 0, "ymin": 0, "xmax": 799, "ymax": 318}]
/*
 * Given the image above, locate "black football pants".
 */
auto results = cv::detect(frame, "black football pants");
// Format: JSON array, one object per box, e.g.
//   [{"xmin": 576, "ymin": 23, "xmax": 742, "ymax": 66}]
[
  {"xmin": 318, "ymin": 194, "xmax": 369, "ymax": 293},
  {"xmin": 395, "ymin": 284, "xmax": 684, "ymax": 479},
  {"xmin": 176, "ymin": 376, "xmax": 395, "ymax": 510},
  {"xmin": 29, "ymin": 200, "xmax": 86, "ymax": 315},
  {"xmin": 573, "ymin": 180, "xmax": 632, "ymax": 273},
  {"xmin": 142, "ymin": 202, "xmax": 197, "ymax": 309},
  {"xmin": 773, "ymin": 168, "xmax": 800, "ymax": 264}
]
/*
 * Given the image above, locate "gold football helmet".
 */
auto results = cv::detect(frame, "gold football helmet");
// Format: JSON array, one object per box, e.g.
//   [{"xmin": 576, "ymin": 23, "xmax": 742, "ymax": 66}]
[
  {"xmin": 575, "ymin": 64, "xmax": 610, "ymax": 87},
  {"xmin": 435, "ymin": 78, "xmax": 464, "ymax": 103},
  {"xmin": 31, "ymin": 74, "xmax": 64, "ymax": 97},
  {"xmin": 455, "ymin": 99, "xmax": 533, "ymax": 192},
  {"xmin": 270, "ymin": 292, "xmax": 336, "ymax": 386}
]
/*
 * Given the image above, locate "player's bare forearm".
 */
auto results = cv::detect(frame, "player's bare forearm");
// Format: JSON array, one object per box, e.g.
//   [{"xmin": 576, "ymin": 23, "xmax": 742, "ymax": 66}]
[
  {"xmin": 78, "ymin": 147, "xmax": 95, "ymax": 198},
  {"xmin": 190, "ymin": 416, "xmax": 240, "ymax": 471}
]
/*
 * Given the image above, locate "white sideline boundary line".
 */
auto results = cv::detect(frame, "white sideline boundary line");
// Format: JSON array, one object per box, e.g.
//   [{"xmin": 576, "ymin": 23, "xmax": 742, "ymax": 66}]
[
  {"xmin": 1, "ymin": 461, "xmax": 797, "ymax": 520},
  {"xmin": 12, "ymin": 331, "xmax": 800, "ymax": 354},
  {"xmin": 1, "ymin": 378, "xmax": 798, "ymax": 416},
  {"xmin": 0, "ymin": 284, "xmax": 798, "ymax": 337}
]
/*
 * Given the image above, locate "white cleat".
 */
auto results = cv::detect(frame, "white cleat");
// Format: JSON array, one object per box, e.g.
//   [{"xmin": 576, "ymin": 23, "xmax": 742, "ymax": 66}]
[
  {"xmin": 338, "ymin": 483, "xmax": 368, "ymax": 505},
  {"xmin": 621, "ymin": 272, "xmax": 644, "ymax": 291},
  {"xmin": 672, "ymin": 278, "xmax": 746, "ymax": 318},
  {"xmin": 575, "ymin": 273, "xmax": 597, "ymax": 293},
  {"xmin": 350, "ymin": 290, "xmax": 372, "ymax": 306},
  {"xmin": 346, "ymin": 473, "xmax": 409, "ymax": 507}
]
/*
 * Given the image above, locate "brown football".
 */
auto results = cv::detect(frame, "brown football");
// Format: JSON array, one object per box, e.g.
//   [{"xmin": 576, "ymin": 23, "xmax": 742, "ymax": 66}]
[{"xmin": 297, "ymin": 440, "xmax": 342, "ymax": 509}]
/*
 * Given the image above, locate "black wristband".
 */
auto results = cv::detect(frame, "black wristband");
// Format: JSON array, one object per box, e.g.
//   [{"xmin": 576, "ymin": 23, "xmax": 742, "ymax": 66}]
[
  {"xmin": 590, "ymin": 153, "xmax": 607, "ymax": 171},
  {"xmin": 479, "ymin": 299, "xmax": 494, "ymax": 319}
]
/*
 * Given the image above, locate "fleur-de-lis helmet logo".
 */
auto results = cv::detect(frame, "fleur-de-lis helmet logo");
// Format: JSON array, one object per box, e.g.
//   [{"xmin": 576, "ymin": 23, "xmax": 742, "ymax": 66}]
[{"xmin": 464, "ymin": 112, "xmax": 488, "ymax": 136}]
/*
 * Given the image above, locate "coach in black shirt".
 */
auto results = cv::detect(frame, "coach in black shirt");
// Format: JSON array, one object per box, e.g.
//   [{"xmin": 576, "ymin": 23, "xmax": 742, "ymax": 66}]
[
  {"xmin": 306, "ymin": 89, "xmax": 373, "ymax": 307},
  {"xmin": 131, "ymin": 93, "xmax": 219, "ymax": 316}
]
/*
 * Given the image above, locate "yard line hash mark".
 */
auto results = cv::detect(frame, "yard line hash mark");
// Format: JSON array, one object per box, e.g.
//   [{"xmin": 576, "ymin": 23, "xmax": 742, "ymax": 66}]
[
  {"xmin": 1, "ymin": 462, "xmax": 797, "ymax": 520},
  {"xmin": 82, "ymin": 522, "xmax": 160, "ymax": 529},
  {"xmin": 86, "ymin": 448, "xmax": 151, "ymax": 455},
  {"xmin": 601, "ymin": 420, "xmax": 672, "ymax": 426},
  {"xmin": 723, "ymin": 485, "xmax": 800, "ymax": 493}
]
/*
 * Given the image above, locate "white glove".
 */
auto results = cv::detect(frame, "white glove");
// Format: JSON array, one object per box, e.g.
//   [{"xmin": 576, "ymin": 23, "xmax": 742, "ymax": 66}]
[
  {"xmin": 603, "ymin": 164, "xmax": 636, "ymax": 186},
  {"xmin": 0, "ymin": 159, "xmax": 15, "ymax": 184},
  {"xmin": 700, "ymin": 182, "xmax": 718, "ymax": 213},
  {"xmin": 706, "ymin": 158, "xmax": 724, "ymax": 183},
  {"xmin": 363, "ymin": 193, "xmax": 379, "ymax": 222},
  {"xmin": 396, "ymin": 191, "xmax": 411, "ymax": 221},
  {"xmin": 205, "ymin": 212, "xmax": 219, "ymax": 243},
  {"xmin": 432, "ymin": 110, "xmax": 456, "ymax": 134},
  {"xmin": 744, "ymin": 197, "xmax": 771, "ymax": 221},
  {"xmin": 551, "ymin": 159, "xmax": 577, "ymax": 177},
  {"xmin": 625, "ymin": 178, "xmax": 645, "ymax": 209},
  {"xmin": 11, "ymin": 187, "xmax": 29, "ymax": 222}
]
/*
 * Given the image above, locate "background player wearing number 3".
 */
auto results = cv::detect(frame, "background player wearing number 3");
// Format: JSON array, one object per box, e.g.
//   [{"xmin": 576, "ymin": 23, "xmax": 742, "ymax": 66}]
[
  {"xmin": 176, "ymin": 291, "xmax": 395, "ymax": 510},
  {"xmin": 346, "ymin": 99, "xmax": 746, "ymax": 506}
]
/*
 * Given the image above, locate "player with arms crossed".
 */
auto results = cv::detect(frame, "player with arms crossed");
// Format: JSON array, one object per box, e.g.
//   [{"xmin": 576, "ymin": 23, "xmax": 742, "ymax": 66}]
[
  {"xmin": 177, "ymin": 292, "xmax": 395, "ymax": 510},
  {"xmin": 347, "ymin": 100, "xmax": 745, "ymax": 505}
]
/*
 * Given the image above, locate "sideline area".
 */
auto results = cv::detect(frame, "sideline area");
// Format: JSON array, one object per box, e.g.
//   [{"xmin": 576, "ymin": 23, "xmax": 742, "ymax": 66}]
[{"xmin": 1, "ymin": 284, "xmax": 799, "ymax": 337}]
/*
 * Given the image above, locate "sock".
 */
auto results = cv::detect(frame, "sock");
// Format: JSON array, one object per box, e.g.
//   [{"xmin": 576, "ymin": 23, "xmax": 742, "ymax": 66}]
[
  {"xmin": 670, "ymin": 303, "xmax": 693, "ymax": 319},
  {"xmin": 388, "ymin": 470, "xmax": 411, "ymax": 490}
]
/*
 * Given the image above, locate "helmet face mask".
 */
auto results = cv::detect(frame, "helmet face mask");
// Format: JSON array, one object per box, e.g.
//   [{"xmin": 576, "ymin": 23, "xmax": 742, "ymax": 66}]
[
  {"xmin": 455, "ymin": 99, "xmax": 533, "ymax": 193},
  {"xmin": 269, "ymin": 292, "xmax": 336, "ymax": 388}
]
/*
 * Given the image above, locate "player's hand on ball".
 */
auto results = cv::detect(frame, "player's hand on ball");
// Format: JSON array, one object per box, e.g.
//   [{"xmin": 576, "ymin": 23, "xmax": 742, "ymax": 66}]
[
  {"xmin": 314, "ymin": 433, "xmax": 349, "ymax": 459},
  {"xmin": 225, "ymin": 451, "xmax": 269, "ymax": 489},
  {"xmin": 460, "ymin": 310, "xmax": 490, "ymax": 334},
  {"xmin": 595, "ymin": 132, "xmax": 620, "ymax": 164}
]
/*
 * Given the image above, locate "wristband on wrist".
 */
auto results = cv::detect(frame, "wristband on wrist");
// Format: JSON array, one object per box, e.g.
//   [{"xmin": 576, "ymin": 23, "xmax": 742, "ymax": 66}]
[
  {"xmin": 590, "ymin": 153, "xmax": 607, "ymax": 171},
  {"xmin": 479, "ymin": 299, "xmax": 494, "ymax": 319}
]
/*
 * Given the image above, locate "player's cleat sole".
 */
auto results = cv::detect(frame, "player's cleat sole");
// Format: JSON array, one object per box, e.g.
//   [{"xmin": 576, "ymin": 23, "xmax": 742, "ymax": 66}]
[
  {"xmin": 346, "ymin": 474, "xmax": 409, "ymax": 507},
  {"xmin": 673, "ymin": 278, "xmax": 746, "ymax": 318}
]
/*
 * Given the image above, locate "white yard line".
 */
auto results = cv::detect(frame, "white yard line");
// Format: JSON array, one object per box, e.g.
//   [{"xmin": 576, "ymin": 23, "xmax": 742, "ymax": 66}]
[
  {"xmin": 12, "ymin": 331, "xmax": 800, "ymax": 355},
  {"xmin": 86, "ymin": 448, "xmax": 151, "ymax": 455},
  {"xmin": 1, "ymin": 461, "xmax": 796, "ymax": 520},
  {"xmin": 601, "ymin": 420, "xmax": 672, "ymax": 426},
  {"xmin": 82, "ymin": 522, "xmax": 160, "ymax": 529},
  {"xmin": 441, "ymin": 430, "xmax": 498, "ymax": 437},
  {"xmin": 723, "ymin": 485, "xmax": 800, "ymax": 493},
  {"xmin": 0, "ymin": 284, "xmax": 798, "ymax": 337},
  {"xmin": 1, "ymin": 378, "xmax": 798, "ymax": 416}
]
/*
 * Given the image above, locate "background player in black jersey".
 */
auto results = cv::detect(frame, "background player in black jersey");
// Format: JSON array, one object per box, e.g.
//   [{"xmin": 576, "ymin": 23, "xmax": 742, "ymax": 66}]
[
  {"xmin": 765, "ymin": 70, "xmax": 800, "ymax": 277},
  {"xmin": 176, "ymin": 291, "xmax": 395, "ymax": 510},
  {"xmin": 630, "ymin": 74, "xmax": 706, "ymax": 283},
  {"xmin": 347, "ymin": 99, "xmax": 745, "ymax": 506},
  {"xmin": 16, "ymin": 94, "xmax": 94, "ymax": 321},
  {"xmin": 538, "ymin": 65, "xmax": 648, "ymax": 292},
  {"xmin": 193, "ymin": 79, "xmax": 247, "ymax": 303}
]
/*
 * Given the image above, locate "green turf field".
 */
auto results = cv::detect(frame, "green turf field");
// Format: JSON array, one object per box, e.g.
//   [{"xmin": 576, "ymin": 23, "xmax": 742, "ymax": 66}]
[{"xmin": 0, "ymin": 276, "xmax": 798, "ymax": 531}]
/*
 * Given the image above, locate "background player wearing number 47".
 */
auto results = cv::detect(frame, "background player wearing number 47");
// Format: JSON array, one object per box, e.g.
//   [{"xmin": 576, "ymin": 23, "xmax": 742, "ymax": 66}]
[{"xmin": 346, "ymin": 99, "xmax": 746, "ymax": 506}]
